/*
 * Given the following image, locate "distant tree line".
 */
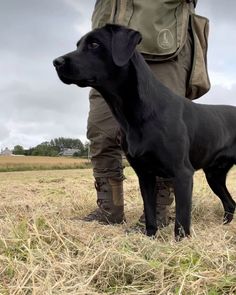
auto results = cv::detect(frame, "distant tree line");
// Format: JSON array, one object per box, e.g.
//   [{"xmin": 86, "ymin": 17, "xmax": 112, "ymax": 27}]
[{"xmin": 12, "ymin": 137, "xmax": 89, "ymax": 157}]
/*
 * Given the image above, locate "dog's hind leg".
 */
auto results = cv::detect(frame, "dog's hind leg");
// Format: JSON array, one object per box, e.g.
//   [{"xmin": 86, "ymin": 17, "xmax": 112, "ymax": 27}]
[
  {"xmin": 204, "ymin": 161, "xmax": 236, "ymax": 224},
  {"xmin": 138, "ymin": 173, "xmax": 158, "ymax": 237}
]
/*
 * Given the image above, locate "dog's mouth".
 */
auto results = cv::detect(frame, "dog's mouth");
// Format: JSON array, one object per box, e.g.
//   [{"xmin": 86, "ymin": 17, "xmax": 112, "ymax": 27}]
[
  {"xmin": 75, "ymin": 79, "xmax": 96, "ymax": 87},
  {"xmin": 54, "ymin": 61, "xmax": 97, "ymax": 87},
  {"xmin": 57, "ymin": 74, "xmax": 73, "ymax": 85},
  {"xmin": 57, "ymin": 72, "xmax": 96, "ymax": 87}
]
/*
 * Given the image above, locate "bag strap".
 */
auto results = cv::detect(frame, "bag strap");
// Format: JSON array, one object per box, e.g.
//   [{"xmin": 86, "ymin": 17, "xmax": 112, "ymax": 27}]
[{"xmin": 186, "ymin": 0, "xmax": 197, "ymax": 8}]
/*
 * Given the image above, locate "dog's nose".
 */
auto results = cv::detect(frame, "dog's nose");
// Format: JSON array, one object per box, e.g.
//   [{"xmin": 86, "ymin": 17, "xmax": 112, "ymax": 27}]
[{"xmin": 53, "ymin": 57, "xmax": 65, "ymax": 68}]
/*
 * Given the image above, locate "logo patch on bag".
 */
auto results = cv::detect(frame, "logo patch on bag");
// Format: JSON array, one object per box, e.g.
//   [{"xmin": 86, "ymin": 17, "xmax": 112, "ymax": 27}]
[{"xmin": 157, "ymin": 29, "xmax": 174, "ymax": 50}]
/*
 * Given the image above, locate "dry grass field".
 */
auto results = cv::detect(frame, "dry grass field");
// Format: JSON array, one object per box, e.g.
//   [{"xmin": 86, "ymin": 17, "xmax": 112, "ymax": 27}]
[
  {"xmin": 0, "ymin": 158, "xmax": 236, "ymax": 294},
  {"xmin": 0, "ymin": 156, "xmax": 91, "ymax": 172}
]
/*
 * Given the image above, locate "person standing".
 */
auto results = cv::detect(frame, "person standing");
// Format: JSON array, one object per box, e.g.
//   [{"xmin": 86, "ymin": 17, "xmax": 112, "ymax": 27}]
[{"xmin": 84, "ymin": 0, "xmax": 210, "ymax": 226}]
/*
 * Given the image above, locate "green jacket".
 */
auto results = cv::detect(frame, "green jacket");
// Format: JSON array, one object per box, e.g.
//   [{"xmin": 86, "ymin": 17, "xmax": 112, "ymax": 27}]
[
  {"xmin": 92, "ymin": 0, "xmax": 197, "ymax": 59},
  {"xmin": 92, "ymin": 0, "xmax": 210, "ymax": 101}
]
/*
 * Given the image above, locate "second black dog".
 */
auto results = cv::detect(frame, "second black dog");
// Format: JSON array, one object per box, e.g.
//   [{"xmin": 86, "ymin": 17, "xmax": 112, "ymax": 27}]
[{"xmin": 53, "ymin": 24, "xmax": 236, "ymax": 239}]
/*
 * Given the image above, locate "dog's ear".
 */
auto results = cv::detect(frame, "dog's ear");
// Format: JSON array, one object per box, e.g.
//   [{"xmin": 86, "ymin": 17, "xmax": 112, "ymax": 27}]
[{"xmin": 109, "ymin": 25, "xmax": 142, "ymax": 67}]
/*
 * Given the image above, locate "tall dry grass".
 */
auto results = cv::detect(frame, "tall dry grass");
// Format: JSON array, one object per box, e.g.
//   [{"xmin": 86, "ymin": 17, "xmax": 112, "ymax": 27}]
[
  {"xmin": 0, "ymin": 156, "xmax": 91, "ymax": 172},
  {"xmin": 0, "ymin": 167, "xmax": 235, "ymax": 294}
]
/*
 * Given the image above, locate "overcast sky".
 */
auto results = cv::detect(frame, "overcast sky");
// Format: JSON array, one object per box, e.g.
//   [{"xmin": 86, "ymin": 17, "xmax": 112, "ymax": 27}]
[{"xmin": 0, "ymin": 0, "xmax": 236, "ymax": 150}]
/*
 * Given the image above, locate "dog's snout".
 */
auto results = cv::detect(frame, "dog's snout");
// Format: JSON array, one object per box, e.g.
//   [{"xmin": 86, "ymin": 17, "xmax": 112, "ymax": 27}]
[{"xmin": 53, "ymin": 57, "xmax": 65, "ymax": 68}]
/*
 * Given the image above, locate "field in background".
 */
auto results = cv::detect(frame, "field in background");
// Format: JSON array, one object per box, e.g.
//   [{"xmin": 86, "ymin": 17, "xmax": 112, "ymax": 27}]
[
  {"xmin": 0, "ymin": 166, "xmax": 236, "ymax": 294},
  {"xmin": 0, "ymin": 156, "xmax": 91, "ymax": 172}
]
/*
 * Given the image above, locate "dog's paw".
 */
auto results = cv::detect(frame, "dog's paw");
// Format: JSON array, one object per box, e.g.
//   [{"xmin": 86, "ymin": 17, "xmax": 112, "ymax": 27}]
[
  {"xmin": 146, "ymin": 231, "xmax": 157, "ymax": 237},
  {"xmin": 223, "ymin": 212, "xmax": 234, "ymax": 224}
]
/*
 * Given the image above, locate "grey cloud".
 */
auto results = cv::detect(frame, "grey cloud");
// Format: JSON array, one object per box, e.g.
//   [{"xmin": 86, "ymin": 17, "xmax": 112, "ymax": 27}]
[
  {"xmin": 1, "ymin": 0, "xmax": 83, "ymax": 55},
  {"xmin": 197, "ymin": 1, "xmax": 236, "ymax": 74},
  {"xmin": 197, "ymin": 0, "xmax": 236, "ymax": 25},
  {"xmin": 0, "ymin": 125, "xmax": 10, "ymax": 141},
  {"xmin": 1, "ymin": 80, "xmax": 88, "ymax": 115},
  {"xmin": 1, "ymin": 79, "xmax": 89, "ymax": 139},
  {"xmin": 198, "ymin": 84, "xmax": 236, "ymax": 106},
  {"xmin": 0, "ymin": 0, "xmax": 95, "ymax": 149}
]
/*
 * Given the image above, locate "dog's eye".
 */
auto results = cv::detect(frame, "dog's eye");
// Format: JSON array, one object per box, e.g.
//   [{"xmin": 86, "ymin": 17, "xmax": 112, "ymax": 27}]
[{"xmin": 88, "ymin": 42, "xmax": 99, "ymax": 49}]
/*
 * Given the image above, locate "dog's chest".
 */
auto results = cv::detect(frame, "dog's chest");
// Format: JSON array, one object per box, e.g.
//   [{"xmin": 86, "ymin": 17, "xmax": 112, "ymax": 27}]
[
  {"xmin": 128, "ymin": 151, "xmax": 172, "ymax": 178},
  {"xmin": 122, "ymin": 129, "xmax": 174, "ymax": 178}
]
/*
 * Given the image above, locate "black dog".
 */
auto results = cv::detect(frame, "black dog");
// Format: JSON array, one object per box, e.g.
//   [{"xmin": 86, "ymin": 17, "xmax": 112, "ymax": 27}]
[{"xmin": 53, "ymin": 24, "xmax": 236, "ymax": 239}]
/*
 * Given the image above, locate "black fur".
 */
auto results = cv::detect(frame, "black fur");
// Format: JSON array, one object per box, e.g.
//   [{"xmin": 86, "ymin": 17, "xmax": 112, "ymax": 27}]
[{"xmin": 53, "ymin": 24, "xmax": 236, "ymax": 239}]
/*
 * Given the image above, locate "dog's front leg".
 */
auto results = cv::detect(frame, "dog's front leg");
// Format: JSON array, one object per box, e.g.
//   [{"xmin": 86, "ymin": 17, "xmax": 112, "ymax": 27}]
[
  {"xmin": 138, "ymin": 173, "xmax": 157, "ymax": 236},
  {"xmin": 173, "ymin": 169, "xmax": 193, "ymax": 240}
]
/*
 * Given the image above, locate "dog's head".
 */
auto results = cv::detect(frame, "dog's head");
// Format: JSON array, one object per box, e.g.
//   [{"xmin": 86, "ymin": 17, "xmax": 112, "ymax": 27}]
[{"xmin": 53, "ymin": 24, "xmax": 142, "ymax": 88}]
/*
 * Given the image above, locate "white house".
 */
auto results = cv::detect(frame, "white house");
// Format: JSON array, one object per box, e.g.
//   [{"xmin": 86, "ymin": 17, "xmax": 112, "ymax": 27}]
[
  {"xmin": 1, "ymin": 147, "xmax": 13, "ymax": 156},
  {"xmin": 59, "ymin": 148, "xmax": 81, "ymax": 156}
]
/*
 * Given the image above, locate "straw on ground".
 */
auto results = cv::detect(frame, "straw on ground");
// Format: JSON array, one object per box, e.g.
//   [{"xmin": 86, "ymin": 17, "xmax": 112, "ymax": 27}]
[{"xmin": 0, "ymin": 165, "xmax": 236, "ymax": 294}]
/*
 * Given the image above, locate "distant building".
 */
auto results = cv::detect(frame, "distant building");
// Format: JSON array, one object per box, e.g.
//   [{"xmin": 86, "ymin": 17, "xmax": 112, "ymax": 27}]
[
  {"xmin": 1, "ymin": 147, "xmax": 12, "ymax": 156},
  {"xmin": 59, "ymin": 148, "xmax": 81, "ymax": 156}
]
